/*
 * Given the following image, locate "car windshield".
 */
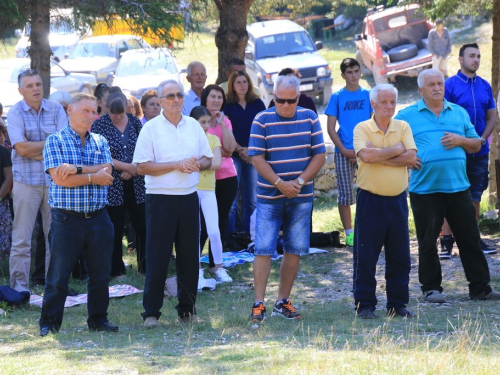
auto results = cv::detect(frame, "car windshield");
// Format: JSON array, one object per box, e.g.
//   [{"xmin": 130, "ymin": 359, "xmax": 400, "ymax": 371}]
[
  {"xmin": 70, "ymin": 43, "xmax": 113, "ymax": 58},
  {"xmin": 255, "ymin": 31, "xmax": 315, "ymax": 59},
  {"xmin": 115, "ymin": 51, "xmax": 177, "ymax": 77}
]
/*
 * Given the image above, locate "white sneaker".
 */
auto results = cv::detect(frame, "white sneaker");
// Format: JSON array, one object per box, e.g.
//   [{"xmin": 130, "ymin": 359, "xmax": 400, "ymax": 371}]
[{"xmin": 214, "ymin": 268, "xmax": 233, "ymax": 283}]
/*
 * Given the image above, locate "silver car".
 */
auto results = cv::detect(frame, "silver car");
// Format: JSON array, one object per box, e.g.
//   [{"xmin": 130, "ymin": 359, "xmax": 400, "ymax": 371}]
[
  {"xmin": 59, "ymin": 35, "xmax": 151, "ymax": 84},
  {"xmin": 0, "ymin": 58, "xmax": 96, "ymax": 119},
  {"xmin": 109, "ymin": 48, "xmax": 182, "ymax": 98}
]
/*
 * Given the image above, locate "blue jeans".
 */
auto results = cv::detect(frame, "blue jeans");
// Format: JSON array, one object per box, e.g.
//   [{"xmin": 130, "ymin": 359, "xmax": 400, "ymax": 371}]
[
  {"xmin": 353, "ymin": 189, "xmax": 410, "ymax": 311},
  {"xmin": 410, "ymin": 189, "xmax": 491, "ymax": 296},
  {"xmin": 40, "ymin": 208, "xmax": 114, "ymax": 331},
  {"xmin": 254, "ymin": 201, "xmax": 312, "ymax": 256},
  {"xmin": 229, "ymin": 155, "xmax": 257, "ymax": 234}
]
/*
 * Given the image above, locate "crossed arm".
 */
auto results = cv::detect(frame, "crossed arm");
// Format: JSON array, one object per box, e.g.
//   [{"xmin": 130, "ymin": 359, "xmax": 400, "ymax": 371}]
[{"xmin": 357, "ymin": 142, "xmax": 419, "ymax": 169}]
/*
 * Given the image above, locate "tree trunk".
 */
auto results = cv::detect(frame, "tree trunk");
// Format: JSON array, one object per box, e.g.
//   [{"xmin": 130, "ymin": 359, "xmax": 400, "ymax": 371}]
[
  {"xmin": 213, "ymin": 0, "xmax": 254, "ymax": 84},
  {"xmin": 491, "ymin": 0, "xmax": 500, "ymax": 212},
  {"xmin": 28, "ymin": 0, "xmax": 51, "ymax": 99}
]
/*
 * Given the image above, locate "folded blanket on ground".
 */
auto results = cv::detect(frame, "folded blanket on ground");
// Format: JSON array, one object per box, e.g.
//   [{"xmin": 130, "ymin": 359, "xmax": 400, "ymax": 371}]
[
  {"xmin": 200, "ymin": 248, "xmax": 328, "ymax": 268},
  {"xmin": 30, "ymin": 284, "xmax": 143, "ymax": 308}
]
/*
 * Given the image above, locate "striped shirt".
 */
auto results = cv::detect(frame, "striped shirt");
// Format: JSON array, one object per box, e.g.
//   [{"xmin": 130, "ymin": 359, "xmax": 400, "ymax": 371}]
[
  {"xmin": 7, "ymin": 99, "xmax": 67, "ymax": 186},
  {"xmin": 248, "ymin": 106, "xmax": 326, "ymax": 204},
  {"xmin": 43, "ymin": 125, "xmax": 113, "ymax": 212},
  {"xmin": 394, "ymin": 98, "xmax": 479, "ymax": 194}
]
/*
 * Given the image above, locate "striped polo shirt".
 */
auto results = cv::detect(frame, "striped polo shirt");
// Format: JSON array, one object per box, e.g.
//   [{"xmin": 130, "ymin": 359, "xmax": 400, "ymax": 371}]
[{"xmin": 248, "ymin": 106, "xmax": 326, "ymax": 204}]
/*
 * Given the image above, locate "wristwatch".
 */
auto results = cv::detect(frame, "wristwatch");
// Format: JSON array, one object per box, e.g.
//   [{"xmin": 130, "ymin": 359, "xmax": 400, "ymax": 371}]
[
  {"xmin": 297, "ymin": 177, "xmax": 305, "ymax": 187},
  {"xmin": 480, "ymin": 138, "xmax": 486, "ymax": 146},
  {"xmin": 76, "ymin": 164, "xmax": 83, "ymax": 174}
]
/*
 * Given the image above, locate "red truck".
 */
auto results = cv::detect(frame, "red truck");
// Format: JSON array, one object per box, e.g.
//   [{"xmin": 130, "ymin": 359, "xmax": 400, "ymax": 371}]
[{"xmin": 354, "ymin": 4, "xmax": 434, "ymax": 85}]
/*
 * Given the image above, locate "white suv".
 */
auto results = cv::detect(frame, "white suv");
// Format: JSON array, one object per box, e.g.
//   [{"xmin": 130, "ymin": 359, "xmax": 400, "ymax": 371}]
[{"xmin": 245, "ymin": 20, "xmax": 333, "ymax": 106}]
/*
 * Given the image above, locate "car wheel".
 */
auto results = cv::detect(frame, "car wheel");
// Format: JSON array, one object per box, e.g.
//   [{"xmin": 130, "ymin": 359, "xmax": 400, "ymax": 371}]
[
  {"xmin": 355, "ymin": 50, "xmax": 372, "ymax": 76},
  {"xmin": 318, "ymin": 85, "xmax": 332, "ymax": 106},
  {"xmin": 387, "ymin": 44, "xmax": 418, "ymax": 63},
  {"xmin": 80, "ymin": 85, "xmax": 92, "ymax": 95},
  {"xmin": 372, "ymin": 63, "xmax": 389, "ymax": 85},
  {"xmin": 259, "ymin": 82, "xmax": 271, "ymax": 108}
]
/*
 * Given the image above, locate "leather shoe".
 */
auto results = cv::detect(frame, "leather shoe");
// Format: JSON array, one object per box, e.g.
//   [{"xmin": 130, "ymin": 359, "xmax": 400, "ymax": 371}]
[
  {"xmin": 40, "ymin": 326, "xmax": 56, "ymax": 337},
  {"xmin": 89, "ymin": 321, "xmax": 119, "ymax": 332}
]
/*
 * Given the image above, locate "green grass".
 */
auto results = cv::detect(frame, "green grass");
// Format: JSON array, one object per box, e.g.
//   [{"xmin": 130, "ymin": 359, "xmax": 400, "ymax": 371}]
[{"xmin": 1, "ymin": 193, "xmax": 500, "ymax": 374}]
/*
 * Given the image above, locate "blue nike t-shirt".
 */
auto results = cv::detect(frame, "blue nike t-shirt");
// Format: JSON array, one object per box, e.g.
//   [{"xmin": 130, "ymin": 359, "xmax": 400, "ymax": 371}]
[{"xmin": 325, "ymin": 87, "xmax": 372, "ymax": 151}]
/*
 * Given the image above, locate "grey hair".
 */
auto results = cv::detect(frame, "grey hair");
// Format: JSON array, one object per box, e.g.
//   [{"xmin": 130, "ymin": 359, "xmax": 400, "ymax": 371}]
[
  {"xmin": 274, "ymin": 75, "xmax": 300, "ymax": 95},
  {"xmin": 157, "ymin": 80, "xmax": 184, "ymax": 97},
  {"xmin": 70, "ymin": 93, "xmax": 96, "ymax": 106},
  {"xmin": 186, "ymin": 61, "xmax": 206, "ymax": 76},
  {"xmin": 417, "ymin": 69, "xmax": 444, "ymax": 87},
  {"xmin": 369, "ymin": 84, "xmax": 398, "ymax": 102}
]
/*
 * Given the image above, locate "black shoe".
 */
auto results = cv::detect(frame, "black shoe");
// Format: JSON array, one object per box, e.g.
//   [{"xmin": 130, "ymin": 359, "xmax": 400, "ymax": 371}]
[
  {"xmin": 357, "ymin": 309, "xmax": 376, "ymax": 319},
  {"xmin": 40, "ymin": 325, "xmax": 57, "ymax": 337},
  {"xmin": 89, "ymin": 321, "xmax": 119, "ymax": 332},
  {"xmin": 387, "ymin": 307, "xmax": 416, "ymax": 318},
  {"xmin": 177, "ymin": 312, "xmax": 198, "ymax": 323},
  {"xmin": 439, "ymin": 236, "xmax": 454, "ymax": 259},
  {"xmin": 249, "ymin": 302, "xmax": 266, "ymax": 322},
  {"xmin": 480, "ymin": 239, "xmax": 497, "ymax": 255}
]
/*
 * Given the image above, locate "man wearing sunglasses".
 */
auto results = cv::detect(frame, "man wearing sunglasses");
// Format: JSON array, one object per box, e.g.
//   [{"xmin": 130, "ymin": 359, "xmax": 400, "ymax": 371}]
[
  {"xmin": 6, "ymin": 69, "xmax": 67, "ymax": 296},
  {"xmin": 134, "ymin": 80, "xmax": 213, "ymax": 327},
  {"xmin": 248, "ymin": 75, "xmax": 326, "ymax": 321}
]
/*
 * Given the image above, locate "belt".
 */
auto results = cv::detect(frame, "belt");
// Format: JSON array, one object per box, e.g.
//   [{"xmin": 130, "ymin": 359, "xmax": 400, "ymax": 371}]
[{"xmin": 55, "ymin": 208, "xmax": 103, "ymax": 219}]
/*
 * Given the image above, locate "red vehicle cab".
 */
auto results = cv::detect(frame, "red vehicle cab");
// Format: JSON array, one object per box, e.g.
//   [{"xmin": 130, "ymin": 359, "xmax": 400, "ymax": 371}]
[{"xmin": 354, "ymin": 4, "xmax": 433, "ymax": 85}]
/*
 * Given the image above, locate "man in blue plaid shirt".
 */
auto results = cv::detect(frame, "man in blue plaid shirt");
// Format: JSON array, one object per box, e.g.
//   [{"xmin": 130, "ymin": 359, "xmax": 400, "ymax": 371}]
[{"xmin": 39, "ymin": 93, "xmax": 118, "ymax": 336}]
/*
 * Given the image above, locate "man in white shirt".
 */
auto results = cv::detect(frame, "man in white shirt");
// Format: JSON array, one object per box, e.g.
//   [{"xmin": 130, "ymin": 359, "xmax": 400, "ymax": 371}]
[
  {"xmin": 134, "ymin": 80, "xmax": 213, "ymax": 327},
  {"xmin": 182, "ymin": 61, "xmax": 207, "ymax": 115}
]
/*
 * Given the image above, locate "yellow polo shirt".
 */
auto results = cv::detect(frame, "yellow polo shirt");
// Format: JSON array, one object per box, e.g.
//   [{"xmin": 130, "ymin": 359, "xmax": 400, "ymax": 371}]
[
  {"xmin": 353, "ymin": 118, "xmax": 417, "ymax": 196},
  {"xmin": 198, "ymin": 133, "xmax": 221, "ymax": 191}
]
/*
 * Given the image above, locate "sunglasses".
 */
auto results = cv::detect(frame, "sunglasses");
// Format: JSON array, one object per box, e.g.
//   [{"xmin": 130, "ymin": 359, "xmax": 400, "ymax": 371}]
[
  {"xmin": 274, "ymin": 95, "xmax": 298, "ymax": 104},
  {"xmin": 159, "ymin": 92, "xmax": 184, "ymax": 100}
]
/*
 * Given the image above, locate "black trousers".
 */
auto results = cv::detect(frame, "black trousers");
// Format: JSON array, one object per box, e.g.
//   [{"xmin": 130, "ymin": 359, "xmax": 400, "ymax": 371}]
[
  {"xmin": 106, "ymin": 180, "xmax": 147, "ymax": 276},
  {"xmin": 410, "ymin": 189, "xmax": 491, "ymax": 296},
  {"xmin": 142, "ymin": 192, "xmax": 199, "ymax": 319},
  {"xmin": 200, "ymin": 176, "xmax": 237, "ymax": 267}
]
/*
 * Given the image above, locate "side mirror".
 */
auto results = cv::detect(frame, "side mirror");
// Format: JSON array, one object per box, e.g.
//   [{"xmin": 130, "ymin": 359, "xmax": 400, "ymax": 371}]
[
  {"xmin": 15, "ymin": 29, "xmax": 22, "ymax": 37},
  {"xmin": 106, "ymin": 72, "xmax": 115, "ymax": 85},
  {"xmin": 244, "ymin": 50, "xmax": 254, "ymax": 60},
  {"xmin": 315, "ymin": 41, "xmax": 323, "ymax": 51},
  {"xmin": 64, "ymin": 53, "xmax": 70, "ymax": 59}
]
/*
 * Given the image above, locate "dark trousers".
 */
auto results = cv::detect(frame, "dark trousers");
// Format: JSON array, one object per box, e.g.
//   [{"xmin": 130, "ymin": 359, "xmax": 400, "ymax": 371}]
[
  {"xmin": 32, "ymin": 211, "xmax": 87, "ymax": 283},
  {"xmin": 200, "ymin": 176, "xmax": 238, "ymax": 267},
  {"xmin": 410, "ymin": 189, "xmax": 491, "ymax": 296},
  {"xmin": 142, "ymin": 193, "xmax": 199, "ymax": 319},
  {"xmin": 106, "ymin": 180, "xmax": 147, "ymax": 276},
  {"xmin": 353, "ymin": 189, "xmax": 411, "ymax": 311},
  {"xmin": 40, "ymin": 208, "xmax": 113, "ymax": 331}
]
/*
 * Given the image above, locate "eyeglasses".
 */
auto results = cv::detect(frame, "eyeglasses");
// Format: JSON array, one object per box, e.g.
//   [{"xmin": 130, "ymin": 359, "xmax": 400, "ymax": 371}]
[
  {"xmin": 18, "ymin": 68, "xmax": 39, "ymax": 80},
  {"xmin": 274, "ymin": 96, "xmax": 298, "ymax": 104},
  {"xmin": 159, "ymin": 92, "xmax": 184, "ymax": 100}
]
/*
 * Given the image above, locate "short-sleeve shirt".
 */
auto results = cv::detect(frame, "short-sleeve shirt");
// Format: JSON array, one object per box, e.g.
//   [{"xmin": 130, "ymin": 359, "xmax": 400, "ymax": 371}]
[
  {"xmin": 324, "ymin": 87, "xmax": 372, "ymax": 151},
  {"xmin": 133, "ymin": 114, "xmax": 213, "ymax": 195},
  {"xmin": 248, "ymin": 106, "xmax": 326, "ymax": 204},
  {"xmin": 224, "ymin": 99, "xmax": 266, "ymax": 148},
  {"xmin": 353, "ymin": 118, "xmax": 417, "ymax": 196},
  {"xmin": 394, "ymin": 98, "xmax": 479, "ymax": 194},
  {"xmin": 43, "ymin": 125, "xmax": 113, "ymax": 212},
  {"xmin": 91, "ymin": 113, "xmax": 146, "ymax": 206},
  {"xmin": 445, "ymin": 70, "xmax": 495, "ymax": 157},
  {"xmin": 0, "ymin": 145, "xmax": 12, "ymax": 199},
  {"xmin": 7, "ymin": 99, "xmax": 67, "ymax": 186},
  {"xmin": 197, "ymin": 134, "xmax": 221, "ymax": 191},
  {"xmin": 207, "ymin": 117, "xmax": 237, "ymax": 180}
]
